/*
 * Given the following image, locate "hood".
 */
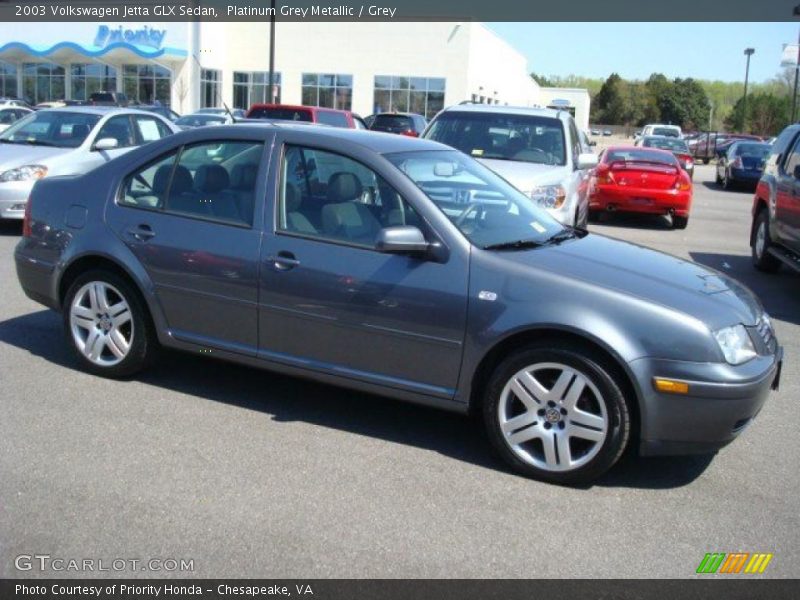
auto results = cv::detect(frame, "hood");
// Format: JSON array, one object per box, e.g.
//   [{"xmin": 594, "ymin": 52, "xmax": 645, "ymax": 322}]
[
  {"xmin": 477, "ymin": 158, "xmax": 569, "ymax": 192},
  {"xmin": 495, "ymin": 234, "xmax": 762, "ymax": 330},
  {"xmin": 0, "ymin": 143, "xmax": 71, "ymax": 169}
]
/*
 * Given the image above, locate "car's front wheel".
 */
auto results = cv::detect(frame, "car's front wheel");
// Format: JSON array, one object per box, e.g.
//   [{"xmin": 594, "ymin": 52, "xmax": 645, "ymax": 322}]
[
  {"xmin": 752, "ymin": 210, "xmax": 781, "ymax": 273},
  {"xmin": 482, "ymin": 342, "xmax": 631, "ymax": 485},
  {"xmin": 63, "ymin": 270, "xmax": 156, "ymax": 378}
]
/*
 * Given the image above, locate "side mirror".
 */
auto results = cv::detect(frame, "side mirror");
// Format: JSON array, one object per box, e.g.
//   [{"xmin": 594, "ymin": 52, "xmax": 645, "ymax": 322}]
[
  {"xmin": 375, "ymin": 226, "xmax": 429, "ymax": 255},
  {"xmin": 588, "ymin": 140, "xmax": 597, "ymax": 147},
  {"xmin": 577, "ymin": 153, "xmax": 599, "ymax": 170},
  {"xmin": 92, "ymin": 137, "xmax": 119, "ymax": 151}
]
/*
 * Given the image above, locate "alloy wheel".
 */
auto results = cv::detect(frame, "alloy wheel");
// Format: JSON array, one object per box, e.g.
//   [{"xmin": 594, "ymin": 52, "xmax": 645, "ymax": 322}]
[
  {"xmin": 69, "ymin": 281, "xmax": 134, "ymax": 367},
  {"xmin": 755, "ymin": 220, "xmax": 767, "ymax": 259},
  {"xmin": 497, "ymin": 362, "xmax": 608, "ymax": 472}
]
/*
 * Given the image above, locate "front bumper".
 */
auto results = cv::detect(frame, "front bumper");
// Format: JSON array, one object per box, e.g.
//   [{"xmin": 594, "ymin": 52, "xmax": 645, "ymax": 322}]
[
  {"xmin": 630, "ymin": 348, "xmax": 782, "ymax": 456},
  {"xmin": 0, "ymin": 180, "xmax": 35, "ymax": 219}
]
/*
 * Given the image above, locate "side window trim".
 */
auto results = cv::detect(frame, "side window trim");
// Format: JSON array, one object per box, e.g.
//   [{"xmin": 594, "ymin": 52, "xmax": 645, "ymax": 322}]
[
  {"xmin": 779, "ymin": 133, "xmax": 800, "ymax": 176},
  {"xmin": 117, "ymin": 145, "xmax": 182, "ymax": 212}
]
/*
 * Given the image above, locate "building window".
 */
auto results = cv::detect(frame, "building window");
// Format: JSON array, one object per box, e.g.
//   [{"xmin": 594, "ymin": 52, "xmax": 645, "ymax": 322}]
[
  {"xmin": 232, "ymin": 71, "xmax": 281, "ymax": 110},
  {"xmin": 373, "ymin": 76, "xmax": 445, "ymax": 119},
  {"xmin": 301, "ymin": 74, "xmax": 352, "ymax": 111},
  {"xmin": 122, "ymin": 64, "xmax": 171, "ymax": 105},
  {"xmin": 70, "ymin": 64, "xmax": 117, "ymax": 101},
  {"xmin": 0, "ymin": 62, "xmax": 17, "ymax": 98},
  {"xmin": 22, "ymin": 63, "xmax": 65, "ymax": 105},
  {"xmin": 200, "ymin": 69, "xmax": 221, "ymax": 108}
]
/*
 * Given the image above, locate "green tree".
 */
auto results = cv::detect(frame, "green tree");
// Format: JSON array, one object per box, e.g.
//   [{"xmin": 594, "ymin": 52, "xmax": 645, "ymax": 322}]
[
  {"xmin": 595, "ymin": 73, "xmax": 625, "ymax": 124},
  {"xmin": 725, "ymin": 93, "xmax": 790, "ymax": 136},
  {"xmin": 530, "ymin": 72, "xmax": 553, "ymax": 87},
  {"xmin": 659, "ymin": 78, "xmax": 710, "ymax": 130}
]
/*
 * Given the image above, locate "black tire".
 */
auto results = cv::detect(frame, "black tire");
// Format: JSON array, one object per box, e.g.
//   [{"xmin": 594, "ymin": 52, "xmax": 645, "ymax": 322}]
[
  {"xmin": 62, "ymin": 269, "xmax": 157, "ymax": 378},
  {"xmin": 715, "ymin": 169, "xmax": 722, "ymax": 184},
  {"xmin": 672, "ymin": 215, "xmax": 689, "ymax": 229},
  {"xmin": 751, "ymin": 210, "xmax": 782, "ymax": 273},
  {"xmin": 587, "ymin": 209, "xmax": 599, "ymax": 223},
  {"xmin": 482, "ymin": 341, "xmax": 631, "ymax": 485},
  {"xmin": 703, "ymin": 158, "xmax": 710, "ymax": 165}
]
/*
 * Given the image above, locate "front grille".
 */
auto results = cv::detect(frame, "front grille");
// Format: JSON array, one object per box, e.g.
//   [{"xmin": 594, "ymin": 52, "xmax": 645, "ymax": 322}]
[{"xmin": 751, "ymin": 315, "xmax": 778, "ymax": 355}]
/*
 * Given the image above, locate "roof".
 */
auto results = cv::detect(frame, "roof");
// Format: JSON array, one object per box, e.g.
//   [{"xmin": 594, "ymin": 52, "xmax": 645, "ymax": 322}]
[
  {"xmin": 247, "ymin": 103, "xmax": 352, "ymax": 115},
  {"xmin": 441, "ymin": 104, "xmax": 566, "ymax": 120},
  {"xmin": 176, "ymin": 123, "xmax": 449, "ymax": 154}
]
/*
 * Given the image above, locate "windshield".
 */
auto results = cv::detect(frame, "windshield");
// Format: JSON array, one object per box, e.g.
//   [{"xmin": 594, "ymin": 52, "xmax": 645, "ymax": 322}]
[
  {"xmin": 606, "ymin": 148, "xmax": 678, "ymax": 166},
  {"xmin": 734, "ymin": 143, "xmax": 770, "ymax": 158},
  {"xmin": 372, "ymin": 115, "xmax": 413, "ymax": 132},
  {"xmin": 0, "ymin": 110, "xmax": 101, "ymax": 148},
  {"xmin": 643, "ymin": 137, "xmax": 689, "ymax": 152},
  {"xmin": 652, "ymin": 127, "xmax": 680, "ymax": 138},
  {"xmin": 248, "ymin": 107, "xmax": 313, "ymax": 122},
  {"xmin": 386, "ymin": 149, "xmax": 564, "ymax": 248},
  {"xmin": 176, "ymin": 114, "xmax": 225, "ymax": 127},
  {"xmin": 424, "ymin": 112, "xmax": 567, "ymax": 166}
]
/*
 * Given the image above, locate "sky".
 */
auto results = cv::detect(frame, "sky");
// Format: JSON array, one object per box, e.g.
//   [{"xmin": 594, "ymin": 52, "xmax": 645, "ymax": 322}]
[{"xmin": 488, "ymin": 22, "xmax": 799, "ymax": 84}]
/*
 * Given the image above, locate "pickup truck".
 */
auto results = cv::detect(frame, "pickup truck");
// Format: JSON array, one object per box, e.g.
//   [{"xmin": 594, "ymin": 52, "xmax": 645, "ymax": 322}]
[{"xmin": 751, "ymin": 123, "xmax": 800, "ymax": 273}]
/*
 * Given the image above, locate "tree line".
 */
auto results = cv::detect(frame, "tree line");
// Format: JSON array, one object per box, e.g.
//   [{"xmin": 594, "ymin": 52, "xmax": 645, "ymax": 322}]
[{"xmin": 532, "ymin": 70, "xmax": 797, "ymax": 136}]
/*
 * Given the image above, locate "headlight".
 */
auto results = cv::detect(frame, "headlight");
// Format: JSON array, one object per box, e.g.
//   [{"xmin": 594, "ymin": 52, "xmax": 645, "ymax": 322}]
[
  {"xmin": 713, "ymin": 324, "xmax": 757, "ymax": 365},
  {"xmin": 0, "ymin": 165, "xmax": 48, "ymax": 183},
  {"xmin": 530, "ymin": 184, "xmax": 566, "ymax": 209}
]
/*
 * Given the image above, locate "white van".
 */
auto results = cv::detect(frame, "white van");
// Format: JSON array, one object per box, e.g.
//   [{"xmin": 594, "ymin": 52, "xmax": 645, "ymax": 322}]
[{"xmin": 639, "ymin": 124, "xmax": 682, "ymax": 139}]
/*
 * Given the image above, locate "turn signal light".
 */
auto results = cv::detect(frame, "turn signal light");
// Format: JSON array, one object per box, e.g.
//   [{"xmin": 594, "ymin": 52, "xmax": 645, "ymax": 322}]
[
  {"xmin": 22, "ymin": 197, "xmax": 32, "ymax": 237},
  {"xmin": 654, "ymin": 378, "xmax": 689, "ymax": 394}
]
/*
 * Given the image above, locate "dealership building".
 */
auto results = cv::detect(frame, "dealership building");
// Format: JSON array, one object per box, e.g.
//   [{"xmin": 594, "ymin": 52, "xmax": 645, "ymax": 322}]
[{"xmin": 0, "ymin": 21, "xmax": 590, "ymax": 128}]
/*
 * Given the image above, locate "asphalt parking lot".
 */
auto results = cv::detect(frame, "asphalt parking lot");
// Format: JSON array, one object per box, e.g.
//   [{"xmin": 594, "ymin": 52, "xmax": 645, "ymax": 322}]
[{"xmin": 0, "ymin": 163, "xmax": 798, "ymax": 579}]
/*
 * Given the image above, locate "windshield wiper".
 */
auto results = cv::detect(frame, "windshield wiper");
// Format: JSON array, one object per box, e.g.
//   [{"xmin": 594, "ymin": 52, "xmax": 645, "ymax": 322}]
[
  {"xmin": 483, "ymin": 238, "xmax": 545, "ymax": 251},
  {"xmin": 543, "ymin": 227, "xmax": 587, "ymax": 246}
]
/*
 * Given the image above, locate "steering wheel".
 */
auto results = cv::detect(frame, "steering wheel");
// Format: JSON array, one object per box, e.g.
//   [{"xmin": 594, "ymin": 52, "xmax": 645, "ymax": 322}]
[{"xmin": 455, "ymin": 201, "xmax": 483, "ymax": 227}]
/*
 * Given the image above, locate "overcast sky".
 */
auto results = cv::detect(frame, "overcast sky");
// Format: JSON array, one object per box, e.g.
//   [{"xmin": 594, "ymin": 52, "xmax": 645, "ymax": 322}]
[{"xmin": 489, "ymin": 22, "xmax": 798, "ymax": 84}]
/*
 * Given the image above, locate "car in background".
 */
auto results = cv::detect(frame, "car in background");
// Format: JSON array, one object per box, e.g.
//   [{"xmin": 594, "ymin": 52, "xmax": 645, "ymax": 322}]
[
  {"xmin": 88, "ymin": 91, "xmax": 130, "ymax": 107},
  {"xmin": 369, "ymin": 112, "xmax": 427, "ymax": 137},
  {"xmin": 175, "ymin": 112, "xmax": 233, "ymax": 130},
  {"xmin": 602, "ymin": 129, "xmax": 612, "ymax": 136},
  {"xmin": 0, "ymin": 97, "xmax": 32, "ymax": 109},
  {"xmin": 0, "ymin": 106, "xmax": 32, "ymax": 133},
  {"xmin": 640, "ymin": 123, "xmax": 682, "ymax": 139},
  {"xmin": 751, "ymin": 123, "xmax": 800, "ymax": 273},
  {"xmin": 716, "ymin": 141, "xmax": 771, "ymax": 190},
  {"xmin": 422, "ymin": 104, "xmax": 598, "ymax": 226},
  {"xmin": 197, "ymin": 107, "xmax": 246, "ymax": 119},
  {"xmin": 590, "ymin": 128, "xmax": 601, "ymax": 135},
  {"xmin": 33, "ymin": 99, "xmax": 87, "ymax": 110},
  {"xmin": 689, "ymin": 132, "xmax": 762, "ymax": 164},
  {"xmin": 246, "ymin": 103, "xmax": 357, "ymax": 128},
  {"xmin": 588, "ymin": 146, "xmax": 692, "ymax": 229},
  {"xmin": 639, "ymin": 135, "xmax": 695, "ymax": 179},
  {"xmin": 138, "ymin": 105, "xmax": 181, "ymax": 122},
  {"xmin": 0, "ymin": 106, "xmax": 177, "ymax": 221},
  {"xmin": 15, "ymin": 123, "xmax": 781, "ymax": 485}
]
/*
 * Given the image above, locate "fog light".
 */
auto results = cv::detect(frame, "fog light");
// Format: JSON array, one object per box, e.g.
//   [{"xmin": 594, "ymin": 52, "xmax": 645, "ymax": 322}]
[{"xmin": 654, "ymin": 378, "xmax": 689, "ymax": 394}]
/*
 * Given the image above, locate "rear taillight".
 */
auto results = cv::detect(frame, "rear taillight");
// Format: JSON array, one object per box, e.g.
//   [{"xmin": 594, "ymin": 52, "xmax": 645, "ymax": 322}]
[
  {"xmin": 595, "ymin": 164, "xmax": 614, "ymax": 184},
  {"xmin": 732, "ymin": 157, "xmax": 744, "ymax": 169},
  {"xmin": 22, "ymin": 197, "xmax": 32, "ymax": 237},
  {"xmin": 675, "ymin": 178, "xmax": 692, "ymax": 192},
  {"xmin": 678, "ymin": 154, "xmax": 693, "ymax": 168},
  {"xmin": 401, "ymin": 130, "xmax": 419, "ymax": 137}
]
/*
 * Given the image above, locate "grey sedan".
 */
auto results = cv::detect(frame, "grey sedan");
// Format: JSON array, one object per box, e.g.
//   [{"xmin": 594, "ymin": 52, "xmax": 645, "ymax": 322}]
[{"xmin": 15, "ymin": 124, "xmax": 782, "ymax": 484}]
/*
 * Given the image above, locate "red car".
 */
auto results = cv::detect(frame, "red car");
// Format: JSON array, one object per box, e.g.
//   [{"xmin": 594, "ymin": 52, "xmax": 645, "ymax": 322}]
[
  {"xmin": 589, "ymin": 146, "xmax": 693, "ymax": 229},
  {"xmin": 245, "ymin": 103, "xmax": 358, "ymax": 128}
]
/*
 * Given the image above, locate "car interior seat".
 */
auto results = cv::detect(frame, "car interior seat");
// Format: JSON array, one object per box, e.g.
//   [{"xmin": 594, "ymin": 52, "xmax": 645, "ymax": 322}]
[{"xmin": 321, "ymin": 172, "xmax": 382, "ymax": 243}]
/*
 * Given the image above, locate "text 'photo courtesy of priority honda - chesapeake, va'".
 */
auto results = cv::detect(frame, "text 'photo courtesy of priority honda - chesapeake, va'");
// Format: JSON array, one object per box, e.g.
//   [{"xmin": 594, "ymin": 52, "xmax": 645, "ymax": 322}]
[{"xmin": 0, "ymin": 2, "xmax": 798, "ymax": 599}]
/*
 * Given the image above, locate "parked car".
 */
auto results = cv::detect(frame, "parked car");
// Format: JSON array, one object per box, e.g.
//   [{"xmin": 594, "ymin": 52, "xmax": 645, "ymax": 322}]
[
  {"xmin": 0, "ymin": 106, "xmax": 177, "ymax": 220},
  {"xmin": 246, "ymin": 103, "xmax": 357, "ymax": 128},
  {"xmin": 138, "ymin": 105, "xmax": 181, "ymax": 122},
  {"xmin": 369, "ymin": 112, "xmax": 427, "ymax": 137},
  {"xmin": 588, "ymin": 146, "xmax": 692, "ymax": 229},
  {"xmin": 689, "ymin": 133, "xmax": 761, "ymax": 164},
  {"xmin": 0, "ymin": 106, "xmax": 32, "ymax": 133},
  {"xmin": 751, "ymin": 124, "xmax": 800, "ymax": 273},
  {"xmin": 640, "ymin": 123, "xmax": 682, "ymax": 139},
  {"xmin": 175, "ymin": 112, "xmax": 233, "ymax": 130},
  {"xmin": 197, "ymin": 107, "xmax": 246, "ymax": 119},
  {"xmin": 639, "ymin": 135, "xmax": 695, "ymax": 179},
  {"xmin": 88, "ymin": 91, "xmax": 130, "ymax": 107},
  {"xmin": 422, "ymin": 105, "xmax": 598, "ymax": 227},
  {"xmin": 716, "ymin": 141, "xmax": 771, "ymax": 190},
  {"xmin": 0, "ymin": 97, "xmax": 32, "ymax": 109},
  {"xmin": 590, "ymin": 128, "xmax": 601, "ymax": 136},
  {"xmin": 602, "ymin": 129, "xmax": 612, "ymax": 136},
  {"xmin": 33, "ymin": 99, "xmax": 87, "ymax": 110},
  {"xmin": 15, "ymin": 123, "xmax": 781, "ymax": 484}
]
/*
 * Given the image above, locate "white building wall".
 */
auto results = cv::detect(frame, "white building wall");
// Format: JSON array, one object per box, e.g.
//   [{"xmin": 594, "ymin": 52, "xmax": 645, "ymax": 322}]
[{"xmin": 537, "ymin": 87, "xmax": 591, "ymax": 131}]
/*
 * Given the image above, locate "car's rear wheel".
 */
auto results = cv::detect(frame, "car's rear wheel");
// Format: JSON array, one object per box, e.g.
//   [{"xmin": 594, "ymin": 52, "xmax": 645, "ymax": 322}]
[
  {"xmin": 63, "ymin": 270, "xmax": 156, "ymax": 378},
  {"xmin": 672, "ymin": 215, "xmax": 689, "ymax": 229},
  {"xmin": 752, "ymin": 210, "xmax": 781, "ymax": 273},
  {"xmin": 715, "ymin": 169, "xmax": 722, "ymax": 184},
  {"xmin": 482, "ymin": 342, "xmax": 630, "ymax": 485}
]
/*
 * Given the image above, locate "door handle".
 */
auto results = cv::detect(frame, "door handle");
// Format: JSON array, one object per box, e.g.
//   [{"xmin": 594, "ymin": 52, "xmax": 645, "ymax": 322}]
[
  {"xmin": 126, "ymin": 224, "xmax": 155, "ymax": 241},
  {"xmin": 267, "ymin": 251, "xmax": 300, "ymax": 271}
]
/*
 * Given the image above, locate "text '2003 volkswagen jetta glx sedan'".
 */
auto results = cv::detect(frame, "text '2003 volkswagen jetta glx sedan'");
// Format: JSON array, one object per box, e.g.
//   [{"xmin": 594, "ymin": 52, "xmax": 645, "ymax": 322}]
[{"xmin": 15, "ymin": 124, "xmax": 782, "ymax": 484}]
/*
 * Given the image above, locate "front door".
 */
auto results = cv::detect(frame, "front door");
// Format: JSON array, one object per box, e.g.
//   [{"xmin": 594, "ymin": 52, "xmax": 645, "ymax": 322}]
[
  {"xmin": 257, "ymin": 141, "xmax": 469, "ymax": 399},
  {"xmin": 776, "ymin": 135, "xmax": 800, "ymax": 250},
  {"xmin": 106, "ymin": 137, "xmax": 268, "ymax": 354}
]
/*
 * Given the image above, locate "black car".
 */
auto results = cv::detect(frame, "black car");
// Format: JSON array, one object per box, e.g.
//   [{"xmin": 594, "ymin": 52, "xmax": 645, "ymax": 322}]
[
  {"xmin": 717, "ymin": 142, "xmax": 771, "ymax": 190},
  {"xmin": 369, "ymin": 112, "xmax": 427, "ymax": 137}
]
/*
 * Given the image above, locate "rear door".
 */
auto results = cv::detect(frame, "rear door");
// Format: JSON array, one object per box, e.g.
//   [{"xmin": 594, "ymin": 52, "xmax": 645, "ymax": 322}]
[{"xmin": 106, "ymin": 135, "xmax": 270, "ymax": 353}]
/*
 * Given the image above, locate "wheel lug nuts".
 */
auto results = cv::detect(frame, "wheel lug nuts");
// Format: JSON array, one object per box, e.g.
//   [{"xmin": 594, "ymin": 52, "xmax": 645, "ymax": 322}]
[
  {"xmin": 547, "ymin": 401, "xmax": 556, "ymax": 407},
  {"xmin": 543, "ymin": 423, "xmax": 552, "ymax": 430},
  {"xmin": 537, "ymin": 409, "xmax": 546, "ymax": 416},
  {"xmin": 560, "ymin": 408, "xmax": 567, "ymax": 415},
  {"xmin": 558, "ymin": 422, "xmax": 565, "ymax": 430}
]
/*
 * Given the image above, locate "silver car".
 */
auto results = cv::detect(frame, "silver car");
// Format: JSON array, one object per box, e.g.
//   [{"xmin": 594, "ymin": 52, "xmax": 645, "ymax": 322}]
[
  {"xmin": 423, "ymin": 105, "xmax": 597, "ymax": 227},
  {"xmin": 0, "ymin": 106, "xmax": 178, "ymax": 220}
]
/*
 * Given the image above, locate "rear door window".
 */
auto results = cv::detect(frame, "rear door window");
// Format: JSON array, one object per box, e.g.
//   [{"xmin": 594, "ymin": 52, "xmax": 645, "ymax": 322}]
[
  {"xmin": 95, "ymin": 115, "xmax": 135, "ymax": 148},
  {"xmin": 133, "ymin": 115, "xmax": 171, "ymax": 143},
  {"xmin": 316, "ymin": 111, "xmax": 349, "ymax": 128}
]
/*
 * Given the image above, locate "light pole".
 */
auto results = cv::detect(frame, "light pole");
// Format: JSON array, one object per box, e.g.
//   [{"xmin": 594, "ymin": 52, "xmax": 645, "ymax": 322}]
[
  {"xmin": 268, "ymin": 0, "xmax": 276, "ymax": 103},
  {"xmin": 742, "ymin": 48, "xmax": 754, "ymax": 131}
]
